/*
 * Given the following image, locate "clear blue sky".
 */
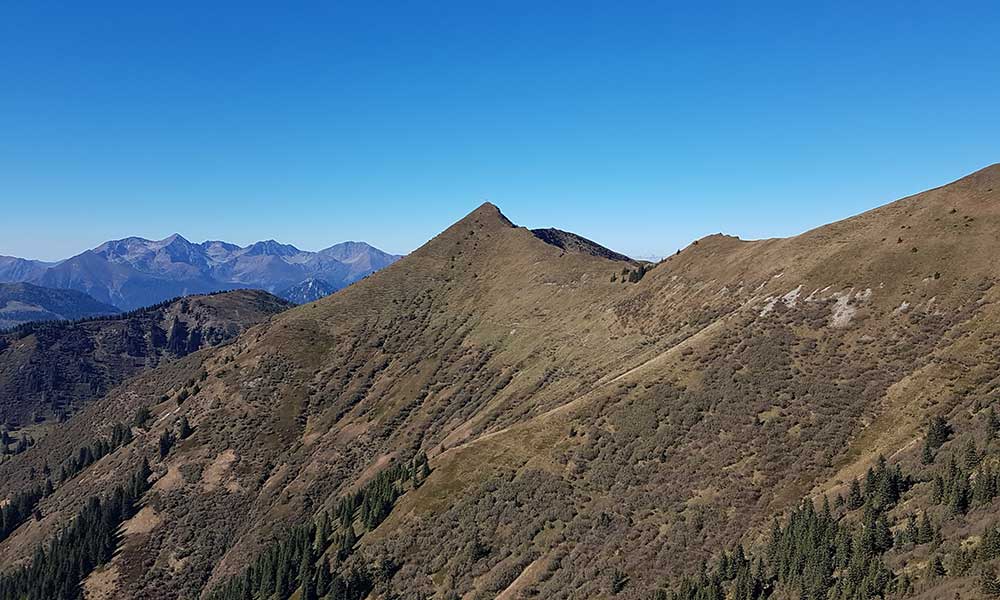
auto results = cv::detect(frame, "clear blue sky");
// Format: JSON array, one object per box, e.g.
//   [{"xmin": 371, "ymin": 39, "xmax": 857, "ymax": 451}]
[{"xmin": 2, "ymin": 1, "xmax": 998, "ymax": 261}]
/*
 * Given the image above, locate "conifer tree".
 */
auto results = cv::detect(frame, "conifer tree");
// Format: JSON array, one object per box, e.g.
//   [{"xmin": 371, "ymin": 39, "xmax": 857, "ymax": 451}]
[
  {"xmin": 178, "ymin": 415, "xmax": 193, "ymax": 439},
  {"xmin": 965, "ymin": 438, "xmax": 982, "ymax": 469},
  {"xmin": 847, "ymin": 478, "xmax": 864, "ymax": 510},
  {"xmin": 987, "ymin": 407, "xmax": 1000, "ymax": 441}
]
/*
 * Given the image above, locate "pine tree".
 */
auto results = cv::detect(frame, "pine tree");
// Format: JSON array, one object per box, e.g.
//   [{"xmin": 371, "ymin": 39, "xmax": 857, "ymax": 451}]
[
  {"xmin": 178, "ymin": 416, "xmax": 192, "ymax": 439},
  {"xmin": 922, "ymin": 440, "xmax": 935, "ymax": 465},
  {"xmin": 159, "ymin": 430, "xmax": 175, "ymax": 458},
  {"xmin": 904, "ymin": 513, "xmax": 918, "ymax": 546},
  {"xmin": 965, "ymin": 439, "xmax": 982, "ymax": 469},
  {"xmin": 929, "ymin": 556, "xmax": 946, "ymax": 578},
  {"xmin": 926, "ymin": 415, "xmax": 953, "ymax": 449},
  {"xmin": 951, "ymin": 474, "xmax": 971, "ymax": 515},
  {"xmin": 134, "ymin": 406, "xmax": 151, "ymax": 428},
  {"xmin": 917, "ymin": 512, "xmax": 934, "ymax": 545},
  {"xmin": 931, "ymin": 474, "xmax": 945, "ymax": 504},
  {"xmin": 340, "ymin": 525, "xmax": 357, "ymax": 559},
  {"xmin": 847, "ymin": 478, "xmax": 864, "ymax": 510},
  {"xmin": 315, "ymin": 558, "xmax": 332, "ymax": 598},
  {"xmin": 299, "ymin": 546, "xmax": 316, "ymax": 600},
  {"xmin": 987, "ymin": 407, "xmax": 1000, "ymax": 442},
  {"xmin": 314, "ymin": 513, "xmax": 330, "ymax": 551}
]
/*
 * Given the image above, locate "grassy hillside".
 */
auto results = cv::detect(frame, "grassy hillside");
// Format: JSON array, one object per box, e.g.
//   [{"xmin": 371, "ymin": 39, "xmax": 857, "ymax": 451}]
[
  {"xmin": 0, "ymin": 289, "xmax": 289, "ymax": 434},
  {"xmin": 1, "ymin": 166, "xmax": 1000, "ymax": 599}
]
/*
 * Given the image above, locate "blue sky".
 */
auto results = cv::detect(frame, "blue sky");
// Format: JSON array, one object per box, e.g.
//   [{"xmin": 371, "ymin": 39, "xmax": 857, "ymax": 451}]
[{"xmin": 2, "ymin": 1, "xmax": 998, "ymax": 261}]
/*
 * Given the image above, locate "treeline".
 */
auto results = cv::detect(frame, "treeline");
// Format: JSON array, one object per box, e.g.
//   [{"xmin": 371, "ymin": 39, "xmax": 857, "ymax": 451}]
[
  {"xmin": 207, "ymin": 454, "xmax": 430, "ymax": 600},
  {"xmin": 658, "ymin": 410, "xmax": 1000, "ymax": 599},
  {"xmin": 0, "ymin": 485, "xmax": 49, "ymax": 543},
  {"xmin": 58, "ymin": 422, "xmax": 133, "ymax": 483},
  {"xmin": 0, "ymin": 461, "xmax": 151, "ymax": 600},
  {"xmin": 660, "ymin": 456, "xmax": 913, "ymax": 600},
  {"xmin": 0, "ymin": 288, "xmax": 257, "ymax": 337},
  {"xmin": 0, "ymin": 421, "xmax": 133, "ymax": 550}
]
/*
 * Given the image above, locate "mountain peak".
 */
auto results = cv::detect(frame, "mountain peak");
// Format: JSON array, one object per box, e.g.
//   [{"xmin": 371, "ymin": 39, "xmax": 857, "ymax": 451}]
[
  {"xmin": 241, "ymin": 240, "xmax": 301, "ymax": 257},
  {"xmin": 160, "ymin": 233, "xmax": 190, "ymax": 244},
  {"xmin": 452, "ymin": 202, "xmax": 516, "ymax": 232}
]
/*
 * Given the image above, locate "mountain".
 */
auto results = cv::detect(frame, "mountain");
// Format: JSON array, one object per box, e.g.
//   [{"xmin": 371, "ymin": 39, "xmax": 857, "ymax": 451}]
[
  {"xmin": 0, "ymin": 289, "xmax": 289, "ymax": 430},
  {"xmin": 278, "ymin": 278, "xmax": 337, "ymax": 304},
  {"xmin": 0, "ymin": 283, "xmax": 119, "ymax": 329},
  {"xmin": 2, "ymin": 166, "xmax": 1000, "ymax": 599},
  {"xmin": 0, "ymin": 257, "xmax": 54, "ymax": 283},
  {"xmin": 7, "ymin": 236, "xmax": 401, "ymax": 310}
]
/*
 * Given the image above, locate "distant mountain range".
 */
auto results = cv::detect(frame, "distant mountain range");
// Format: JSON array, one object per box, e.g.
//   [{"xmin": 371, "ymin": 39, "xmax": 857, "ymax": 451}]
[
  {"xmin": 0, "ymin": 282, "xmax": 120, "ymax": 329},
  {"xmin": 0, "ymin": 235, "xmax": 402, "ymax": 310}
]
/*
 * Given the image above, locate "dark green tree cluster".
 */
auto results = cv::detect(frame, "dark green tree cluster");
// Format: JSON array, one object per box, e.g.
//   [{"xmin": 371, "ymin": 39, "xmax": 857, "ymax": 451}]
[
  {"xmin": 0, "ymin": 430, "xmax": 33, "ymax": 457},
  {"xmin": 929, "ymin": 453, "xmax": 989, "ymax": 515},
  {"xmin": 208, "ymin": 458, "xmax": 420, "ymax": 600},
  {"xmin": 661, "ymin": 455, "xmax": 914, "ymax": 600},
  {"xmin": 897, "ymin": 511, "xmax": 938, "ymax": 548},
  {"xmin": 157, "ymin": 416, "xmax": 192, "ymax": 459},
  {"xmin": 0, "ymin": 460, "xmax": 150, "ymax": 600},
  {"xmin": 0, "ymin": 484, "xmax": 48, "ymax": 543},
  {"xmin": 658, "ymin": 406, "xmax": 1000, "ymax": 600},
  {"xmin": 660, "ymin": 546, "xmax": 765, "ymax": 600},
  {"xmin": 352, "ymin": 462, "xmax": 409, "ymax": 531},
  {"xmin": 0, "ymin": 423, "xmax": 134, "ymax": 548},
  {"xmin": 840, "ymin": 456, "xmax": 910, "ymax": 512},
  {"xmin": 660, "ymin": 498, "xmax": 904, "ymax": 600},
  {"xmin": 58, "ymin": 422, "xmax": 132, "ymax": 483},
  {"xmin": 205, "ymin": 520, "xmax": 373, "ymax": 600},
  {"xmin": 617, "ymin": 265, "xmax": 650, "ymax": 284},
  {"xmin": 922, "ymin": 415, "xmax": 953, "ymax": 464}
]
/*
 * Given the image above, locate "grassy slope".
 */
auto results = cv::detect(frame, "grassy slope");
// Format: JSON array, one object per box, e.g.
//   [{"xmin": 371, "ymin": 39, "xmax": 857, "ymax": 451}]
[{"xmin": 0, "ymin": 166, "xmax": 999, "ymax": 598}]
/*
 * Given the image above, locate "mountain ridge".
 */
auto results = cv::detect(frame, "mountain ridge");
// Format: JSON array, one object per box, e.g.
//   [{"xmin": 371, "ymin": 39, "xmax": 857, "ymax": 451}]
[
  {"xmin": 0, "ymin": 282, "xmax": 120, "ymax": 329},
  {"xmin": 1, "ymin": 236, "xmax": 402, "ymax": 310},
  {"xmin": 0, "ymin": 289, "xmax": 290, "ymax": 431},
  {"xmin": 3, "ymin": 167, "xmax": 1000, "ymax": 598}
]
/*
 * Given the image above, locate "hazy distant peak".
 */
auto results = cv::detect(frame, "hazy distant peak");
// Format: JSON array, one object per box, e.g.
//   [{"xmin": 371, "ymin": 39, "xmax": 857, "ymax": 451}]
[
  {"xmin": 320, "ymin": 241, "xmax": 397, "ymax": 262},
  {"xmin": 4, "ymin": 234, "xmax": 401, "ymax": 309},
  {"xmin": 155, "ymin": 233, "xmax": 193, "ymax": 247},
  {"xmin": 241, "ymin": 239, "xmax": 302, "ymax": 257}
]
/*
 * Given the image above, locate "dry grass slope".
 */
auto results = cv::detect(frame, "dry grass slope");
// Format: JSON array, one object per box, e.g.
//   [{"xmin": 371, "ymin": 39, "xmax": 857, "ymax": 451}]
[{"xmin": 1, "ymin": 167, "xmax": 1000, "ymax": 599}]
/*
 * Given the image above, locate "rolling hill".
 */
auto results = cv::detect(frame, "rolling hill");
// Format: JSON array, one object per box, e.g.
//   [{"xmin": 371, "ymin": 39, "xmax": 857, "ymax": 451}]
[
  {"xmin": 0, "ymin": 165, "xmax": 999, "ymax": 599},
  {"xmin": 0, "ymin": 289, "xmax": 290, "ymax": 431},
  {"xmin": 0, "ymin": 282, "xmax": 119, "ymax": 329}
]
